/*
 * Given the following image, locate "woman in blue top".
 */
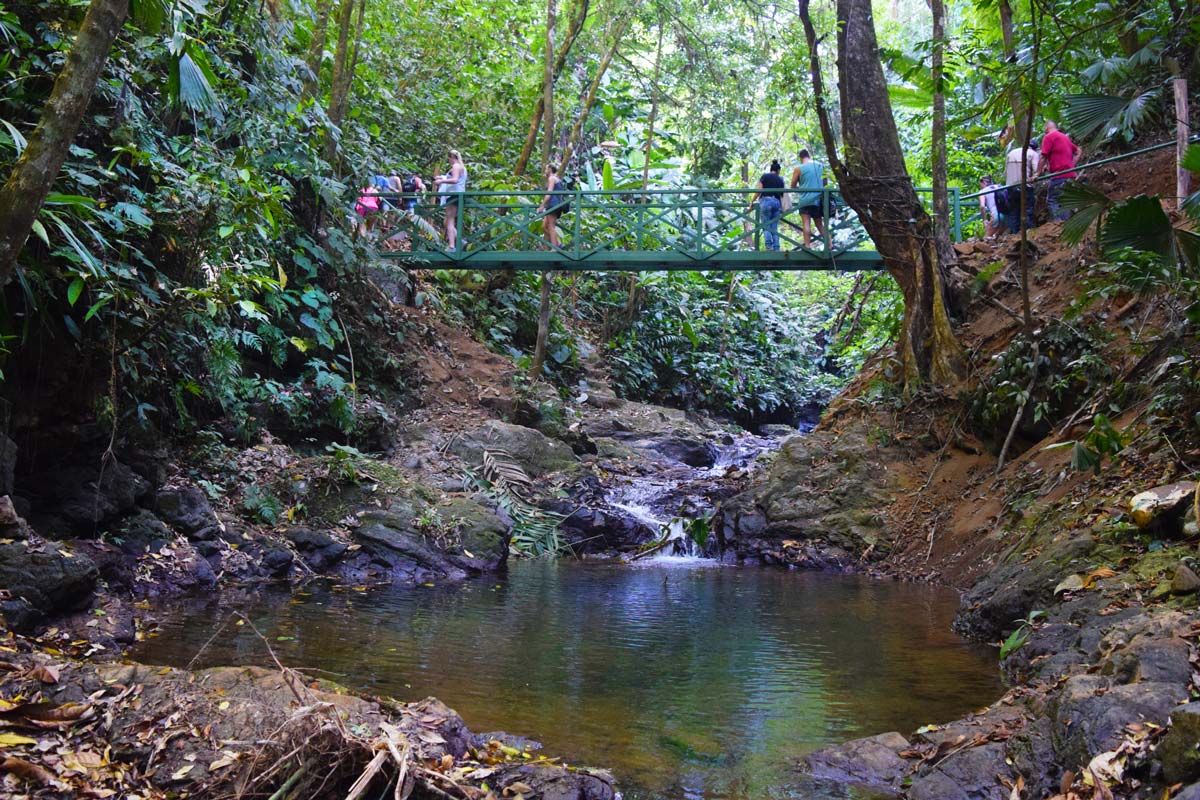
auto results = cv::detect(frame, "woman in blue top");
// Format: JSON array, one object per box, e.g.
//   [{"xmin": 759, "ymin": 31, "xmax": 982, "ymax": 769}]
[
  {"xmin": 433, "ymin": 149, "xmax": 467, "ymax": 250},
  {"xmin": 749, "ymin": 160, "xmax": 785, "ymax": 251},
  {"xmin": 789, "ymin": 149, "xmax": 826, "ymax": 249}
]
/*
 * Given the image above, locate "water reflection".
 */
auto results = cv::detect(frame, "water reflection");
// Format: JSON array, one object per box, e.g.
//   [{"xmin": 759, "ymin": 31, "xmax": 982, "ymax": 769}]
[{"xmin": 133, "ymin": 562, "xmax": 1002, "ymax": 800}]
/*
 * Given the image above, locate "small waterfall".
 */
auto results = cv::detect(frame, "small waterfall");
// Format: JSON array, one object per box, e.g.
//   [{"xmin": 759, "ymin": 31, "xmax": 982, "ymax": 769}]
[{"xmin": 605, "ymin": 431, "xmax": 785, "ymax": 563}]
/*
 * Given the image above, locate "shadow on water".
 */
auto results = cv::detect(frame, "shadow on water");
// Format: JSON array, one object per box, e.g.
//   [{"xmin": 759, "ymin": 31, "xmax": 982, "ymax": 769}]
[{"xmin": 133, "ymin": 561, "xmax": 1002, "ymax": 800}]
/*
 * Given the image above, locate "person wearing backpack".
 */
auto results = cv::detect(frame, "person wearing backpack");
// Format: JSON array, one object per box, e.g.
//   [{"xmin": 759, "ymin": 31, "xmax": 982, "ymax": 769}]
[
  {"xmin": 979, "ymin": 175, "xmax": 1006, "ymax": 238},
  {"xmin": 536, "ymin": 164, "xmax": 570, "ymax": 249},
  {"xmin": 399, "ymin": 173, "xmax": 425, "ymax": 212}
]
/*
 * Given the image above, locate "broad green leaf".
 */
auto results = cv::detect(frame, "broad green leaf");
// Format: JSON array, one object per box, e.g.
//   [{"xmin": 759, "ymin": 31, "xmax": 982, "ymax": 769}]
[
  {"xmin": 1100, "ymin": 195, "xmax": 1174, "ymax": 260},
  {"xmin": 67, "ymin": 277, "xmax": 84, "ymax": 306}
]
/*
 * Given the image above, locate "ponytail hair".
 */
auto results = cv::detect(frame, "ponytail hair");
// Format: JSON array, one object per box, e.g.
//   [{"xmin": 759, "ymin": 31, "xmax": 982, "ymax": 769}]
[{"xmin": 770, "ymin": 159, "xmax": 781, "ymax": 172}]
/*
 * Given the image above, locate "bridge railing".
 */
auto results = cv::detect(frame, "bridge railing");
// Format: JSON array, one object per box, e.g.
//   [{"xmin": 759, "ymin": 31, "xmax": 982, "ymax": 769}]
[{"xmin": 367, "ymin": 188, "xmax": 867, "ymax": 263}]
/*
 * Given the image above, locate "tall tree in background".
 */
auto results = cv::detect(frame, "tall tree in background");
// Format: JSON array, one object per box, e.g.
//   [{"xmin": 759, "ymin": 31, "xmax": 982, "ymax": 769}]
[
  {"xmin": 929, "ymin": 0, "xmax": 953, "ymax": 259},
  {"xmin": 515, "ymin": 0, "xmax": 589, "ymax": 178},
  {"xmin": 0, "ymin": 0, "xmax": 129, "ymax": 287},
  {"xmin": 799, "ymin": 0, "xmax": 965, "ymax": 393},
  {"xmin": 531, "ymin": 0, "xmax": 558, "ymax": 377}
]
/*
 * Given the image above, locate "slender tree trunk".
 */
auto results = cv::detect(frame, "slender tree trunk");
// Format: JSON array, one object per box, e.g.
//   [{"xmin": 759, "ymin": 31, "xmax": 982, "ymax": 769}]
[
  {"xmin": 322, "ymin": 0, "xmax": 356, "ymax": 164},
  {"xmin": 558, "ymin": 13, "xmax": 635, "ymax": 170},
  {"xmin": 540, "ymin": 0, "xmax": 557, "ymax": 174},
  {"xmin": 302, "ymin": 0, "xmax": 333, "ymax": 98},
  {"xmin": 929, "ymin": 0, "xmax": 953, "ymax": 261},
  {"xmin": 531, "ymin": 0, "xmax": 557, "ymax": 377},
  {"xmin": 515, "ymin": 0, "xmax": 589, "ymax": 177},
  {"xmin": 799, "ymin": 0, "xmax": 966, "ymax": 393},
  {"xmin": 1017, "ymin": 0, "xmax": 1041, "ymax": 331},
  {"xmin": 997, "ymin": 0, "xmax": 1028, "ymax": 144},
  {"xmin": 330, "ymin": 0, "xmax": 366, "ymax": 127},
  {"xmin": 0, "ymin": 0, "xmax": 129, "ymax": 286},
  {"xmin": 640, "ymin": 21, "xmax": 665, "ymax": 193}
]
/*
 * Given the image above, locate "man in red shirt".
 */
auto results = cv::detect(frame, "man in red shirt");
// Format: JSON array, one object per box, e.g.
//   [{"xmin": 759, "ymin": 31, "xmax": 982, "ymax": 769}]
[{"xmin": 1038, "ymin": 120, "xmax": 1081, "ymax": 221}]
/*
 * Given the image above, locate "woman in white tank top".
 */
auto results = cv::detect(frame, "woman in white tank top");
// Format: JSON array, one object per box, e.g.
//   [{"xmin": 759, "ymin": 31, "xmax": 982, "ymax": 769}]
[{"xmin": 433, "ymin": 149, "xmax": 468, "ymax": 250}]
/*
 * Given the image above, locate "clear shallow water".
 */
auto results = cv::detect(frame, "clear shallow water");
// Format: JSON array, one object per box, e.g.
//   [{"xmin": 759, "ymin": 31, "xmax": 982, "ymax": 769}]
[{"xmin": 132, "ymin": 561, "xmax": 1002, "ymax": 799}]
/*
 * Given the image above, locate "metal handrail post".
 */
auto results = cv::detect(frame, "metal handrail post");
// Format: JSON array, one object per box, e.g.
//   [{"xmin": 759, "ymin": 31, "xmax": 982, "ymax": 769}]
[
  {"xmin": 696, "ymin": 189, "xmax": 705, "ymax": 255},
  {"xmin": 573, "ymin": 186, "xmax": 582, "ymax": 259}
]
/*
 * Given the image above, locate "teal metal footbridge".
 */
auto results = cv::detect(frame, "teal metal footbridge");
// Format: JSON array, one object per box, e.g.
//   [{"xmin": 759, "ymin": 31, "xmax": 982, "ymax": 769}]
[{"xmin": 373, "ymin": 187, "xmax": 965, "ymax": 271}]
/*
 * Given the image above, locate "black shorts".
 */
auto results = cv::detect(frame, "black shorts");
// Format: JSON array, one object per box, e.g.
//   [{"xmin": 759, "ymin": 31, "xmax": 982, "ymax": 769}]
[
  {"xmin": 799, "ymin": 204, "xmax": 823, "ymax": 220},
  {"xmin": 547, "ymin": 200, "xmax": 571, "ymax": 216}
]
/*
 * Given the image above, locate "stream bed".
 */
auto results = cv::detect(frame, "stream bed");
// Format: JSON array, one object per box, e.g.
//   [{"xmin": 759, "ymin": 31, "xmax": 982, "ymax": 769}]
[{"xmin": 133, "ymin": 560, "xmax": 1003, "ymax": 799}]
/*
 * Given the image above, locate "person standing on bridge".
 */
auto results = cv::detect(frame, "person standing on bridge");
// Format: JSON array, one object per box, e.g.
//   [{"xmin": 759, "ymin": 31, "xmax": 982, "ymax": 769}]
[
  {"xmin": 536, "ymin": 164, "xmax": 568, "ymax": 249},
  {"xmin": 433, "ymin": 149, "xmax": 468, "ymax": 250},
  {"xmin": 790, "ymin": 149, "xmax": 827, "ymax": 249},
  {"xmin": 750, "ymin": 160, "xmax": 785, "ymax": 252}
]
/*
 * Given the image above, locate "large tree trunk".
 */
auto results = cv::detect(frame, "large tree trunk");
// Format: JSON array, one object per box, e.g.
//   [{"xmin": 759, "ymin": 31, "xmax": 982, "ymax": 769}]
[
  {"xmin": 799, "ymin": 0, "xmax": 965, "ymax": 393},
  {"xmin": 514, "ymin": 0, "xmax": 589, "ymax": 178},
  {"xmin": 557, "ymin": 12, "xmax": 635, "ymax": 171},
  {"xmin": 0, "ymin": 0, "xmax": 129, "ymax": 287}
]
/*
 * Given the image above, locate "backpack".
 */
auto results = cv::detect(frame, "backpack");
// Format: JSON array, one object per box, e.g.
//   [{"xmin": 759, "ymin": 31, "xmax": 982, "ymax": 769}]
[
  {"xmin": 401, "ymin": 175, "xmax": 418, "ymax": 193},
  {"xmin": 992, "ymin": 185, "xmax": 1011, "ymax": 215},
  {"xmin": 561, "ymin": 172, "xmax": 578, "ymax": 192}
]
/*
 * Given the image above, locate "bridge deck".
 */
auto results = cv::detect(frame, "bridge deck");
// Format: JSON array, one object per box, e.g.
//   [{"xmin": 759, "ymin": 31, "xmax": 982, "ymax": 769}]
[{"xmin": 369, "ymin": 186, "xmax": 961, "ymax": 271}]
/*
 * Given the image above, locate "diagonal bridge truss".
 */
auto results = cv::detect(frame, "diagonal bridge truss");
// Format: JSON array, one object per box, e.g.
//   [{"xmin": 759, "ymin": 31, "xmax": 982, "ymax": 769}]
[{"xmin": 372, "ymin": 187, "xmax": 964, "ymax": 271}]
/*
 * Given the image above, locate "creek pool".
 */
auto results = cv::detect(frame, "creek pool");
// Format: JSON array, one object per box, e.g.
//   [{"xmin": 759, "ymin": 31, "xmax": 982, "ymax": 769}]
[{"xmin": 132, "ymin": 560, "xmax": 1002, "ymax": 799}]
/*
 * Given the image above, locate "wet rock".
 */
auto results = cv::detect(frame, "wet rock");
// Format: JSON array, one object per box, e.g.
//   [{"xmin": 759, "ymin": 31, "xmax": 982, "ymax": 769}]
[
  {"xmin": 155, "ymin": 485, "xmax": 219, "ymax": 536},
  {"xmin": 641, "ymin": 435, "xmax": 715, "ymax": 467},
  {"xmin": 0, "ymin": 495, "xmax": 31, "ymax": 539},
  {"xmin": 109, "ymin": 509, "xmax": 173, "ymax": 554},
  {"xmin": 285, "ymin": 527, "xmax": 348, "ymax": 571},
  {"xmin": 757, "ymin": 424, "xmax": 797, "ymax": 438},
  {"xmin": 908, "ymin": 741, "xmax": 1013, "ymax": 800},
  {"xmin": 451, "ymin": 420, "xmax": 577, "ymax": 477},
  {"xmin": 1159, "ymin": 702, "xmax": 1200, "ymax": 783},
  {"xmin": 803, "ymin": 731, "xmax": 910, "ymax": 792},
  {"xmin": 352, "ymin": 512, "xmax": 467, "ymax": 582},
  {"xmin": 1050, "ymin": 676, "xmax": 1189, "ymax": 770},
  {"xmin": 259, "ymin": 544, "xmax": 294, "ymax": 577},
  {"xmin": 1173, "ymin": 564, "xmax": 1200, "ymax": 594},
  {"xmin": 1129, "ymin": 481, "xmax": 1195, "ymax": 532},
  {"xmin": 492, "ymin": 764, "xmax": 616, "ymax": 800},
  {"xmin": 0, "ymin": 535, "xmax": 97, "ymax": 623},
  {"xmin": 0, "ymin": 434, "xmax": 14, "ymax": 496},
  {"xmin": 955, "ymin": 534, "xmax": 1094, "ymax": 641},
  {"xmin": 439, "ymin": 497, "xmax": 509, "ymax": 571}
]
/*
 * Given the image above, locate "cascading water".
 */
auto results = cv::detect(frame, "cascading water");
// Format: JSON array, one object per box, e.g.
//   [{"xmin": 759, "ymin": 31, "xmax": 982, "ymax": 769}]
[{"xmin": 605, "ymin": 430, "xmax": 786, "ymax": 562}]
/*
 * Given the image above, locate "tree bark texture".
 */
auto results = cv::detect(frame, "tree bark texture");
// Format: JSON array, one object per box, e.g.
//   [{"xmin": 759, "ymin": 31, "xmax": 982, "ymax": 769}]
[
  {"xmin": 1177, "ymin": 78, "xmax": 1191, "ymax": 209},
  {"xmin": 0, "ymin": 0, "xmax": 130, "ymax": 287},
  {"xmin": 640, "ymin": 22, "xmax": 664, "ymax": 193},
  {"xmin": 540, "ymin": 0, "xmax": 557, "ymax": 174},
  {"xmin": 322, "ymin": 0, "xmax": 356, "ymax": 164},
  {"xmin": 929, "ymin": 0, "xmax": 953, "ymax": 261},
  {"xmin": 302, "ymin": 0, "xmax": 333, "ymax": 98},
  {"xmin": 531, "ymin": 271, "xmax": 554, "ymax": 376},
  {"xmin": 514, "ymin": 0, "xmax": 589, "ymax": 178},
  {"xmin": 997, "ymin": 0, "xmax": 1028, "ymax": 144},
  {"xmin": 799, "ymin": 0, "xmax": 965, "ymax": 392}
]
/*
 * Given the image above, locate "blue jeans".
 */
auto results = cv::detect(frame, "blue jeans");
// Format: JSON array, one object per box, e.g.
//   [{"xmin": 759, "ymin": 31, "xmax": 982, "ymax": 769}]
[
  {"xmin": 1047, "ymin": 178, "xmax": 1070, "ymax": 221},
  {"xmin": 1002, "ymin": 186, "xmax": 1035, "ymax": 233},
  {"xmin": 760, "ymin": 196, "xmax": 782, "ymax": 251}
]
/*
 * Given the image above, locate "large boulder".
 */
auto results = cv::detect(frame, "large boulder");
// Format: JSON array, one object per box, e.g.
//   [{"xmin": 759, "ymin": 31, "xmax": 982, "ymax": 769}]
[
  {"xmin": 0, "ymin": 535, "xmax": 97, "ymax": 625},
  {"xmin": 352, "ymin": 511, "xmax": 468, "ymax": 582},
  {"xmin": 285, "ymin": 526, "xmax": 348, "ymax": 571},
  {"xmin": 30, "ymin": 459, "xmax": 151, "ymax": 533},
  {"xmin": 155, "ymin": 485, "xmax": 219, "ymax": 536},
  {"xmin": 1129, "ymin": 482, "xmax": 1195, "ymax": 533},
  {"xmin": 451, "ymin": 420, "xmax": 577, "ymax": 477}
]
